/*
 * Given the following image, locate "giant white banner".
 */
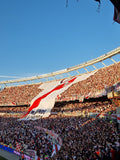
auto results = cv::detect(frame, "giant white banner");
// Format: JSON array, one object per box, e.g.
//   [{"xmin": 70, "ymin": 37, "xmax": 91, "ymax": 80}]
[{"xmin": 21, "ymin": 71, "xmax": 96, "ymax": 120}]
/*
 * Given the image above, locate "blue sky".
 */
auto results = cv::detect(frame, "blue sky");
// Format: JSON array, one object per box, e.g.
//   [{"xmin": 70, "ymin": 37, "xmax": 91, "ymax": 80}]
[{"xmin": 0, "ymin": 0, "xmax": 120, "ymax": 81}]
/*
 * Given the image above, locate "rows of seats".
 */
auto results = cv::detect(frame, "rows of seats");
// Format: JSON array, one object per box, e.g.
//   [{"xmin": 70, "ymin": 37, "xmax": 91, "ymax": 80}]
[
  {"xmin": 0, "ymin": 98, "xmax": 115, "ymax": 119},
  {"xmin": 0, "ymin": 83, "xmax": 42, "ymax": 106},
  {"xmin": 60, "ymin": 62, "xmax": 120, "ymax": 100},
  {"xmin": 0, "ymin": 97, "xmax": 119, "ymax": 159},
  {"xmin": 0, "ymin": 62, "xmax": 120, "ymax": 159},
  {"xmin": 51, "ymin": 98, "xmax": 115, "ymax": 117},
  {"xmin": 0, "ymin": 62, "xmax": 119, "ymax": 107}
]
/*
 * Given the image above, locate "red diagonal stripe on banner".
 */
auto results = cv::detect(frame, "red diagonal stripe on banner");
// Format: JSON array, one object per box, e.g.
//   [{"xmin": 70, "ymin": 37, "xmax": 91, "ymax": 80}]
[{"xmin": 22, "ymin": 77, "xmax": 76, "ymax": 118}]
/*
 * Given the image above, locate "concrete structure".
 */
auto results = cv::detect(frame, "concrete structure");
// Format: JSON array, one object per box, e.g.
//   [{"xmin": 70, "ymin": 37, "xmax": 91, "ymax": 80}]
[{"xmin": 0, "ymin": 47, "xmax": 120, "ymax": 88}]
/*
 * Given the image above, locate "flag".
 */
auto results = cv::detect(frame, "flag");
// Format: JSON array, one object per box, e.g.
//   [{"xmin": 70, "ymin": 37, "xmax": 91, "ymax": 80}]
[
  {"xmin": 110, "ymin": 0, "xmax": 120, "ymax": 23},
  {"xmin": 94, "ymin": 0, "xmax": 101, "ymax": 11},
  {"xmin": 27, "ymin": 149, "xmax": 36, "ymax": 158},
  {"xmin": 94, "ymin": 0, "xmax": 101, "ymax": 3},
  {"xmin": 21, "ymin": 71, "xmax": 96, "ymax": 120},
  {"xmin": 117, "ymin": 114, "xmax": 120, "ymax": 123},
  {"xmin": 85, "ymin": 92, "xmax": 91, "ymax": 99},
  {"xmin": 21, "ymin": 77, "xmax": 77, "ymax": 119},
  {"xmin": 57, "ymin": 94, "xmax": 60, "ymax": 100},
  {"xmin": 79, "ymin": 95, "xmax": 84, "ymax": 102},
  {"xmin": 113, "ymin": 7, "xmax": 120, "ymax": 23},
  {"xmin": 12, "ymin": 101, "xmax": 16, "ymax": 105},
  {"xmin": 110, "ymin": 0, "xmax": 120, "ymax": 11},
  {"xmin": 55, "ymin": 144, "xmax": 58, "ymax": 152},
  {"xmin": 96, "ymin": 113, "xmax": 101, "ymax": 118},
  {"xmin": 16, "ymin": 142, "xmax": 21, "ymax": 152},
  {"xmin": 111, "ymin": 114, "xmax": 117, "ymax": 119}
]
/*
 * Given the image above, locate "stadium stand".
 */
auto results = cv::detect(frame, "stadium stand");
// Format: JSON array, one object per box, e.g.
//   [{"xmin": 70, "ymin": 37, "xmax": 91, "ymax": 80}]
[
  {"xmin": 0, "ymin": 83, "xmax": 42, "ymax": 106},
  {"xmin": 0, "ymin": 48, "xmax": 120, "ymax": 160}
]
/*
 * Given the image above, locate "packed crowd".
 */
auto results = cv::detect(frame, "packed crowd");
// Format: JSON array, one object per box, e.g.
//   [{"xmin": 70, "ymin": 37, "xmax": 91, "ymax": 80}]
[
  {"xmin": 0, "ymin": 117, "xmax": 53, "ymax": 159},
  {"xmin": 51, "ymin": 116, "xmax": 120, "ymax": 160},
  {"xmin": 60, "ymin": 62, "xmax": 120, "ymax": 100},
  {"xmin": 0, "ymin": 106, "xmax": 28, "ymax": 118},
  {"xmin": 0, "ymin": 106, "xmax": 28, "ymax": 113},
  {"xmin": 0, "ymin": 97, "xmax": 119, "ymax": 159},
  {"xmin": 0, "ymin": 97, "xmax": 116, "ymax": 119},
  {"xmin": 0, "ymin": 62, "xmax": 120, "ymax": 159},
  {"xmin": 0, "ymin": 83, "xmax": 42, "ymax": 106},
  {"xmin": 0, "ymin": 62, "xmax": 120, "ymax": 107},
  {"xmin": 52, "ymin": 98, "xmax": 116, "ymax": 117}
]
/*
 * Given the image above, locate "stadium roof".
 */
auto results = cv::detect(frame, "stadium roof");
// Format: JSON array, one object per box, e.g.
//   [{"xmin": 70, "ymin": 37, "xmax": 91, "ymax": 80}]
[{"xmin": 0, "ymin": 47, "xmax": 120, "ymax": 88}]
